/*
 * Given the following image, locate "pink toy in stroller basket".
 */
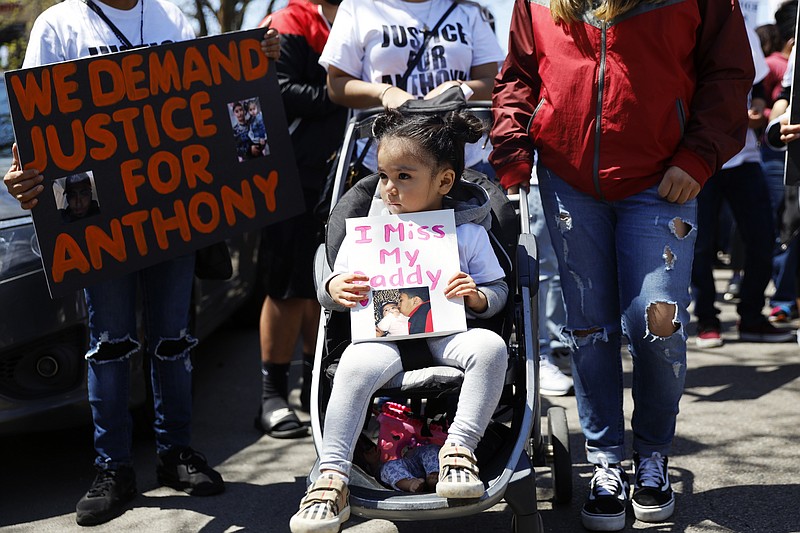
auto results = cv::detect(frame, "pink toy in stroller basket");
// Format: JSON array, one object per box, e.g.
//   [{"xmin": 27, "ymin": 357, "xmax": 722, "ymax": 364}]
[{"xmin": 377, "ymin": 402, "xmax": 448, "ymax": 463}]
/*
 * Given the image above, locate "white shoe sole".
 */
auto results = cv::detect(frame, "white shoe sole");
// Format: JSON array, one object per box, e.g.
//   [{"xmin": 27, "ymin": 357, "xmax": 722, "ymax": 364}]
[
  {"xmin": 289, "ymin": 505, "xmax": 350, "ymax": 533},
  {"xmin": 581, "ymin": 509, "xmax": 626, "ymax": 531},
  {"xmin": 695, "ymin": 337, "xmax": 723, "ymax": 348},
  {"xmin": 632, "ymin": 497, "xmax": 674, "ymax": 522},
  {"xmin": 436, "ymin": 481, "xmax": 485, "ymax": 499}
]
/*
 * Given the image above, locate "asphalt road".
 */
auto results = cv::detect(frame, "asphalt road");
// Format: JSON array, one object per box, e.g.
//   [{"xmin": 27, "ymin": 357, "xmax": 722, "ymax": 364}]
[{"xmin": 1, "ymin": 271, "xmax": 799, "ymax": 533}]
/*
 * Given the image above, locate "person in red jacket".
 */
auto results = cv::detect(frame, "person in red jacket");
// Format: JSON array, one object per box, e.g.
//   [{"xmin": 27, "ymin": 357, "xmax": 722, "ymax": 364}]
[{"xmin": 490, "ymin": 0, "xmax": 754, "ymax": 530}]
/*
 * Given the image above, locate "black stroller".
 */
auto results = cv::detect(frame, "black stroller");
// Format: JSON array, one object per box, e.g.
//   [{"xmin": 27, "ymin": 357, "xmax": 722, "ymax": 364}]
[{"xmin": 309, "ymin": 101, "xmax": 572, "ymax": 532}]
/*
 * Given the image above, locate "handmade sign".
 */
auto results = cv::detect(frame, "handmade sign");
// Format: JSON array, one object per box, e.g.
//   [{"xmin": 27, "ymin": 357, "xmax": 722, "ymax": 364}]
[
  {"xmin": 5, "ymin": 28, "xmax": 303, "ymax": 297},
  {"xmin": 344, "ymin": 209, "xmax": 466, "ymax": 343}
]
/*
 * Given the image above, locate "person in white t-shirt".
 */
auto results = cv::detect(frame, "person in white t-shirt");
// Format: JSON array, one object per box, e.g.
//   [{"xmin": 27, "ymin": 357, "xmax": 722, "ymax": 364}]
[
  {"xmin": 318, "ymin": 0, "xmax": 505, "ymax": 174},
  {"xmin": 2, "ymin": 0, "xmax": 280, "ymax": 527}
]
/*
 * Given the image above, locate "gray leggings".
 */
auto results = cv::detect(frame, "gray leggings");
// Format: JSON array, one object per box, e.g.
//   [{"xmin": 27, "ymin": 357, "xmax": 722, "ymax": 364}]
[{"xmin": 319, "ymin": 328, "xmax": 507, "ymax": 477}]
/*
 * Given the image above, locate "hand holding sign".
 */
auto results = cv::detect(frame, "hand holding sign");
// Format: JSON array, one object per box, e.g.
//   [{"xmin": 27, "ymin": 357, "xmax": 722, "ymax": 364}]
[
  {"xmin": 3, "ymin": 143, "xmax": 44, "ymax": 209},
  {"xmin": 328, "ymin": 272, "xmax": 371, "ymax": 308}
]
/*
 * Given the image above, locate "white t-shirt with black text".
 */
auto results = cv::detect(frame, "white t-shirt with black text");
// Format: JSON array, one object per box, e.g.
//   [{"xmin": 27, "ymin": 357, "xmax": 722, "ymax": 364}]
[
  {"xmin": 24, "ymin": 0, "xmax": 195, "ymax": 67},
  {"xmin": 319, "ymin": 0, "xmax": 505, "ymax": 170}
]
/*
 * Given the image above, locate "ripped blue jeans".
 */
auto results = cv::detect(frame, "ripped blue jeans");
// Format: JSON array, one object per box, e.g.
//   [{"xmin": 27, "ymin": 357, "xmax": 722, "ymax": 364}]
[
  {"xmin": 538, "ymin": 165, "xmax": 696, "ymax": 464},
  {"xmin": 85, "ymin": 253, "xmax": 197, "ymax": 470}
]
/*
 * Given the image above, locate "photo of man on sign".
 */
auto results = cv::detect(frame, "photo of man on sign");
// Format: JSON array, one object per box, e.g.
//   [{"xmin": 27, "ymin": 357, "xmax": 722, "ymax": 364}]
[{"xmin": 54, "ymin": 171, "xmax": 101, "ymax": 223}]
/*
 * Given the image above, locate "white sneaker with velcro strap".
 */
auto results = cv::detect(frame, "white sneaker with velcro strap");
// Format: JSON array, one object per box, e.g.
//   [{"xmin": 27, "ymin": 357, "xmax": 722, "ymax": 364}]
[
  {"xmin": 289, "ymin": 473, "xmax": 350, "ymax": 533},
  {"xmin": 436, "ymin": 442, "xmax": 485, "ymax": 499}
]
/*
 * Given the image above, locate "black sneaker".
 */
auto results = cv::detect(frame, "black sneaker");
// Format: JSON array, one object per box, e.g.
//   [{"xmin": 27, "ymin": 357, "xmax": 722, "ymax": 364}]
[
  {"xmin": 581, "ymin": 454, "xmax": 630, "ymax": 531},
  {"xmin": 157, "ymin": 447, "xmax": 225, "ymax": 496},
  {"xmin": 75, "ymin": 465, "xmax": 137, "ymax": 526},
  {"xmin": 632, "ymin": 452, "xmax": 674, "ymax": 522},
  {"xmin": 738, "ymin": 318, "xmax": 796, "ymax": 343}
]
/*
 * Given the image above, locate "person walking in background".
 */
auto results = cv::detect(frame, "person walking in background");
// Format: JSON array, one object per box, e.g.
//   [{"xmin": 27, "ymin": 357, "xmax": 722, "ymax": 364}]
[
  {"xmin": 254, "ymin": 0, "xmax": 348, "ymax": 439},
  {"xmin": 2, "ymin": 0, "xmax": 281, "ymax": 525},
  {"xmin": 692, "ymin": 21, "xmax": 796, "ymax": 348},
  {"xmin": 490, "ymin": 0, "xmax": 754, "ymax": 530}
]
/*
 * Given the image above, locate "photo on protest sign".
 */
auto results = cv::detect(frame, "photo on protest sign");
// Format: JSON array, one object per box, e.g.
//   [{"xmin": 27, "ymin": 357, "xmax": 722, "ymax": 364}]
[
  {"xmin": 344, "ymin": 209, "xmax": 466, "ymax": 343},
  {"xmin": 227, "ymin": 97, "xmax": 270, "ymax": 161},
  {"xmin": 4, "ymin": 28, "xmax": 303, "ymax": 298},
  {"xmin": 52, "ymin": 171, "xmax": 101, "ymax": 224}
]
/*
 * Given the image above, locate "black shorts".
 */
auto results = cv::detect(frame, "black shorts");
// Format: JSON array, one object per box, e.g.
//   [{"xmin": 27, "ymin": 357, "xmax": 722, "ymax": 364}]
[{"xmin": 260, "ymin": 188, "xmax": 324, "ymax": 300}]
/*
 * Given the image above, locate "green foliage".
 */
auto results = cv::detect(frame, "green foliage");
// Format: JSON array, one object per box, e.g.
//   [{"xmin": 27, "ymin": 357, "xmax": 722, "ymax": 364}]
[{"xmin": 0, "ymin": 0, "xmax": 59, "ymax": 69}]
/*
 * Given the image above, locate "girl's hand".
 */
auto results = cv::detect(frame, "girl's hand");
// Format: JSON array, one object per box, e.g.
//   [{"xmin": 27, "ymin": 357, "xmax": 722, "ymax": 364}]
[
  {"xmin": 3, "ymin": 144, "xmax": 44, "ymax": 210},
  {"xmin": 327, "ymin": 272, "xmax": 371, "ymax": 307},
  {"xmin": 445, "ymin": 272, "xmax": 487, "ymax": 313}
]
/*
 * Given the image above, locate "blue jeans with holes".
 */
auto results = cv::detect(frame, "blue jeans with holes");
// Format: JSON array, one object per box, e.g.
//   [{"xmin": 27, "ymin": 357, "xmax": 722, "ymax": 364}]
[
  {"xmin": 538, "ymin": 165, "xmax": 696, "ymax": 465},
  {"xmin": 85, "ymin": 253, "xmax": 197, "ymax": 470}
]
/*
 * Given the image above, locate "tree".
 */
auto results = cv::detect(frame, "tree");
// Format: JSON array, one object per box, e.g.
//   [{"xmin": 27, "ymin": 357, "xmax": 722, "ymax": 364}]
[
  {"xmin": 1, "ymin": 0, "xmax": 59, "ymax": 70},
  {"xmin": 179, "ymin": 0, "xmax": 288, "ymax": 36}
]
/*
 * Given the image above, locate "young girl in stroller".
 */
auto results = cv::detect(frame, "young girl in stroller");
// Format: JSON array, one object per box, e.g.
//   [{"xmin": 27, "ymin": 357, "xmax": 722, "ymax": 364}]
[{"xmin": 289, "ymin": 108, "xmax": 509, "ymax": 533}]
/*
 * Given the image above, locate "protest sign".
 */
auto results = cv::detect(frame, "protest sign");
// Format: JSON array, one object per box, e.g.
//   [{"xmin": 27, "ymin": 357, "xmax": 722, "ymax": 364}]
[
  {"xmin": 343, "ymin": 209, "xmax": 466, "ymax": 343},
  {"xmin": 4, "ymin": 28, "xmax": 303, "ymax": 297}
]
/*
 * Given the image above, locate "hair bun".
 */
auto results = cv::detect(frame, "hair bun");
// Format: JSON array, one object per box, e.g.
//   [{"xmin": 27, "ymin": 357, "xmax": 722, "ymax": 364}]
[{"xmin": 444, "ymin": 109, "xmax": 485, "ymax": 145}]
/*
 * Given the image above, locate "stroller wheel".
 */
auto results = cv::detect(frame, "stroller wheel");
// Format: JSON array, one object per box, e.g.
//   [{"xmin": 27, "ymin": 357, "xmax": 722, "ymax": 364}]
[
  {"xmin": 511, "ymin": 512, "xmax": 544, "ymax": 533},
  {"xmin": 547, "ymin": 406, "xmax": 572, "ymax": 504}
]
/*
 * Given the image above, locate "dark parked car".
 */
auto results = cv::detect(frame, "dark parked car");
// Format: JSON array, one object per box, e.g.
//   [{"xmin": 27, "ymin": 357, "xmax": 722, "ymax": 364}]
[{"xmin": 0, "ymin": 76, "xmax": 265, "ymax": 433}]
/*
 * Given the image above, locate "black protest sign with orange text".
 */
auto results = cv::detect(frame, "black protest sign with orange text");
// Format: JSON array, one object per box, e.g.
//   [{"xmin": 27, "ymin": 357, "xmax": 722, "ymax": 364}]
[{"xmin": 5, "ymin": 29, "xmax": 302, "ymax": 298}]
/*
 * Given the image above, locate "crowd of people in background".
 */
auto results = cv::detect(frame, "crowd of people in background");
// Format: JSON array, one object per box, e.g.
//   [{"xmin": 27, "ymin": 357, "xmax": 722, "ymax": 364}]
[{"xmin": 3, "ymin": 0, "xmax": 799, "ymax": 531}]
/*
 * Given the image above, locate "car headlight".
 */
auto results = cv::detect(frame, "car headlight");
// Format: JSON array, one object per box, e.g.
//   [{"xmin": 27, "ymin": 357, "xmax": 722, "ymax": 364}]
[{"xmin": 0, "ymin": 222, "xmax": 42, "ymax": 281}]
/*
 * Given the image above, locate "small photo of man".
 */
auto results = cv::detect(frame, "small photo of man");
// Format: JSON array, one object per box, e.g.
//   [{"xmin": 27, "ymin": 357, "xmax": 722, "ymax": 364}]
[{"xmin": 54, "ymin": 171, "xmax": 100, "ymax": 223}]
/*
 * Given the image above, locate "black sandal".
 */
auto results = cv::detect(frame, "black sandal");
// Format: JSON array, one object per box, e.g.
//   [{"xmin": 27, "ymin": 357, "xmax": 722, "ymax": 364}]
[{"xmin": 254, "ymin": 396, "xmax": 308, "ymax": 439}]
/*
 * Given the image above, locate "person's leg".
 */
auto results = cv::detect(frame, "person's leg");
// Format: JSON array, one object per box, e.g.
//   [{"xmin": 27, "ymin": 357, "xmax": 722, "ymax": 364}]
[
  {"xmin": 78, "ymin": 272, "xmax": 141, "ymax": 526},
  {"xmin": 529, "ymin": 181, "xmax": 573, "ymax": 395},
  {"xmin": 317, "ymin": 342, "xmax": 403, "ymax": 477},
  {"xmin": 616, "ymin": 185, "xmax": 695, "ymax": 524},
  {"xmin": 140, "ymin": 253, "xmax": 224, "ymax": 496},
  {"xmin": 140, "ymin": 253, "xmax": 197, "ymax": 455},
  {"xmin": 85, "ymin": 274, "xmax": 140, "ymax": 470},
  {"xmin": 724, "ymin": 163, "xmax": 795, "ymax": 341},
  {"xmin": 616, "ymin": 187, "xmax": 694, "ymax": 457},
  {"xmin": 771, "ymin": 238, "xmax": 800, "ymax": 318},
  {"xmin": 538, "ymin": 165, "xmax": 629, "ymax": 531},
  {"xmin": 299, "ymin": 298, "xmax": 321, "ymax": 411},
  {"xmin": 724, "ymin": 163, "xmax": 774, "ymax": 324},
  {"xmin": 427, "ymin": 328, "xmax": 507, "ymax": 498},
  {"xmin": 538, "ymin": 165, "xmax": 624, "ymax": 463},
  {"xmin": 258, "ymin": 190, "xmax": 324, "ymax": 432},
  {"xmin": 691, "ymin": 171, "xmax": 725, "ymax": 326},
  {"xmin": 291, "ymin": 342, "xmax": 402, "ymax": 531},
  {"xmin": 427, "ymin": 329, "xmax": 507, "ymax": 451}
]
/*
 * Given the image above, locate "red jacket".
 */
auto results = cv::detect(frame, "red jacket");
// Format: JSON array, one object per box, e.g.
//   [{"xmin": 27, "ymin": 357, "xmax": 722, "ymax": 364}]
[{"xmin": 490, "ymin": 0, "xmax": 755, "ymax": 200}]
